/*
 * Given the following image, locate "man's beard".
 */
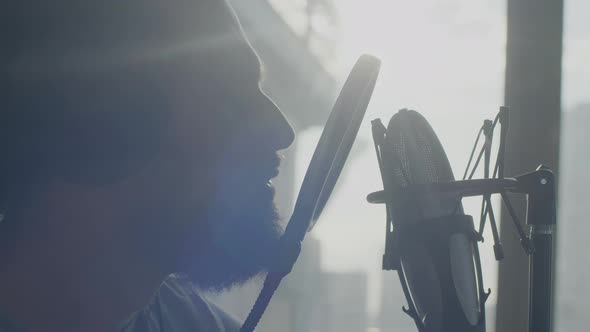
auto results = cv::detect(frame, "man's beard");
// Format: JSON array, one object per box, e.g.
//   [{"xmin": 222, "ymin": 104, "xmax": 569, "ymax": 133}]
[{"xmin": 176, "ymin": 173, "xmax": 284, "ymax": 290}]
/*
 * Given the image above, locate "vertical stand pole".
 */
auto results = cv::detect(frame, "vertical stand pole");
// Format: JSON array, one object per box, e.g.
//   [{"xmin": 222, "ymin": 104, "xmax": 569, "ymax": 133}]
[
  {"xmin": 529, "ymin": 227, "xmax": 553, "ymax": 332},
  {"xmin": 516, "ymin": 168, "xmax": 556, "ymax": 332}
]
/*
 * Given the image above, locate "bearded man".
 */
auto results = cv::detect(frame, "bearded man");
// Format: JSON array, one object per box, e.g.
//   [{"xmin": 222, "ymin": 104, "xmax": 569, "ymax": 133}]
[{"xmin": 0, "ymin": 1, "xmax": 295, "ymax": 331}]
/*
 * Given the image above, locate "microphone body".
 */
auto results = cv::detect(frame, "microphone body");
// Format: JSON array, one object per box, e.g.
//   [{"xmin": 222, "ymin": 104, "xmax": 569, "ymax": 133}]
[{"xmin": 372, "ymin": 110, "xmax": 487, "ymax": 332}]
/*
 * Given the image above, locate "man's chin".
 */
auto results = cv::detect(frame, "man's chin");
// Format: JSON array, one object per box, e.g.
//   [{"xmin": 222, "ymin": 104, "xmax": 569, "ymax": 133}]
[
  {"xmin": 182, "ymin": 250, "xmax": 270, "ymax": 292},
  {"xmin": 177, "ymin": 205, "xmax": 284, "ymax": 291}
]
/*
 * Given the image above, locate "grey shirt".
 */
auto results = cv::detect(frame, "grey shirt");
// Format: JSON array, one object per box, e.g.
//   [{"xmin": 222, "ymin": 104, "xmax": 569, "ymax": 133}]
[{"xmin": 120, "ymin": 275, "xmax": 241, "ymax": 332}]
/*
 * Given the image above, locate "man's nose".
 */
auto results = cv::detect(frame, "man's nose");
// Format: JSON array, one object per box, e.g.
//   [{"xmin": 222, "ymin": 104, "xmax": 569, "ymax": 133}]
[{"xmin": 257, "ymin": 93, "xmax": 295, "ymax": 151}]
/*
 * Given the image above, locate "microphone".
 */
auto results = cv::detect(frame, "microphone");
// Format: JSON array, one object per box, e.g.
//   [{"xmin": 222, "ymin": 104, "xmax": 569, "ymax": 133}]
[
  {"xmin": 369, "ymin": 109, "xmax": 487, "ymax": 331},
  {"xmin": 368, "ymin": 108, "xmax": 556, "ymax": 332}
]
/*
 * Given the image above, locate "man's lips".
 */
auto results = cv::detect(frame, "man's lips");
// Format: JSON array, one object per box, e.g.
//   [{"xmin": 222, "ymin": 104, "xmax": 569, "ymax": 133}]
[
  {"xmin": 261, "ymin": 153, "xmax": 282, "ymax": 181},
  {"xmin": 222, "ymin": 151, "xmax": 282, "ymax": 188},
  {"xmin": 258, "ymin": 154, "xmax": 281, "ymax": 197}
]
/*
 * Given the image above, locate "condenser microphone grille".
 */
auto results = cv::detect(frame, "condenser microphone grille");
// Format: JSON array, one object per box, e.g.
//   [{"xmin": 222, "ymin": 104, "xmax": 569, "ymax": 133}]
[
  {"xmin": 384, "ymin": 109, "xmax": 462, "ymax": 222},
  {"xmin": 386, "ymin": 109, "xmax": 454, "ymax": 187}
]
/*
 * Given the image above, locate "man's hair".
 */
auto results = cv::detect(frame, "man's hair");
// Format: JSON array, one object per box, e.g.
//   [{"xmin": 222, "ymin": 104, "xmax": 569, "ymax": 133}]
[{"xmin": 0, "ymin": 0, "xmax": 243, "ymax": 228}]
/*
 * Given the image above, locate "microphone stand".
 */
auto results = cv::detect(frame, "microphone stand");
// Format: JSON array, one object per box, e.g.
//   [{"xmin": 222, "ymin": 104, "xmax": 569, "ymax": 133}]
[
  {"xmin": 367, "ymin": 107, "xmax": 556, "ymax": 332},
  {"xmin": 518, "ymin": 167, "xmax": 555, "ymax": 332}
]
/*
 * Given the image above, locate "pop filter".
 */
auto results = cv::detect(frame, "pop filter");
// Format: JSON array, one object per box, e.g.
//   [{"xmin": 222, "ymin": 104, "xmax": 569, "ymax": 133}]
[
  {"xmin": 372, "ymin": 109, "xmax": 486, "ymax": 332},
  {"xmin": 240, "ymin": 54, "xmax": 381, "ymax": 332},
  {"xmin": 288, "ymin": 54, "xmax": 381, "ymax": 237}
]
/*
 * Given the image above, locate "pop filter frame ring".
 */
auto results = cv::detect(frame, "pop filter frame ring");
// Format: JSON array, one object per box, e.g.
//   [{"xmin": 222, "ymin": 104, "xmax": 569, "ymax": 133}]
[{"xmin": 286, "ymin": 54, "xmax": 382, "ymax": 240}]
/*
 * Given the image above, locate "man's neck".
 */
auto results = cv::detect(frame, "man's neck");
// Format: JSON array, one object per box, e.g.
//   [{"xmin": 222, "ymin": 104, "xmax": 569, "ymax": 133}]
[{"xmin": 0, "ymin": 214, "xmax": 167, "ymax": 332}]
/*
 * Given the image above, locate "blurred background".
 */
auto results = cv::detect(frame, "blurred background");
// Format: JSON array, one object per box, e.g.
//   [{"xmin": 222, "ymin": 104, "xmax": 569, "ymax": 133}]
[{"xmin": 205, "ymin": 1, "xmax": 589, "ymax": 331}]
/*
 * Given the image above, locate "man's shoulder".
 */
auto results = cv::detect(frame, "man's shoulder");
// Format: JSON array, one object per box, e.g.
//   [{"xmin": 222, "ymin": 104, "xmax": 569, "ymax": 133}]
[{"xmin": 121, "ymin": 275, "xmax": 241, "ymax": 332}]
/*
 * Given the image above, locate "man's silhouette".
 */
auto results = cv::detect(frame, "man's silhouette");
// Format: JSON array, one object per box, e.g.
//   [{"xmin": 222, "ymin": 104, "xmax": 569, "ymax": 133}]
[{"xmin": 0, "ymin": 0, "xmax": 294, "ymax": 331}]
